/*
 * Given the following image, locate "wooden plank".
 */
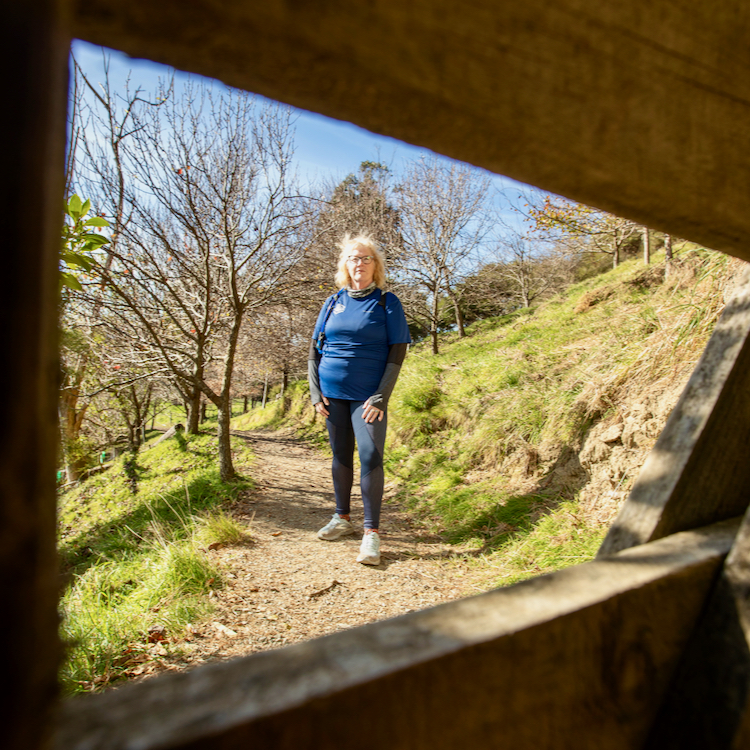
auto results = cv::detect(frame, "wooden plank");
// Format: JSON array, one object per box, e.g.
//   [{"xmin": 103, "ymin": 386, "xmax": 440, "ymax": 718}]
[
  {"xmin": 56, "ymin": 519, "xmax": 738, "ymax": 750},
  {"xmin": 644, "ymin": 507, "xmax": 750, "ymax": 749},
  {"xmin": 0, "ymin": 4, "xmax": 69, "ymax": 750},
  {"xmin": 727, "ymin": 515, "xmax": 750, "ymax": 750},
  {"xmin": 598, "ymin": 266, "xmax": 750, "ymax": 556},
  {"xmin": 47, "ymin": 4, "xmax": 750, "ymax": 747},
  {"xmin": 69, "ymin": 0, "xmax": 750, "ymax": 262}
]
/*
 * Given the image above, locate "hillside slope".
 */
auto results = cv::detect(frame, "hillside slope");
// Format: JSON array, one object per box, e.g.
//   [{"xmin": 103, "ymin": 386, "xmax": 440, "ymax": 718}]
[{"xmin": 235, "ymin": 246, "xmax": 745, "ymax": 585}]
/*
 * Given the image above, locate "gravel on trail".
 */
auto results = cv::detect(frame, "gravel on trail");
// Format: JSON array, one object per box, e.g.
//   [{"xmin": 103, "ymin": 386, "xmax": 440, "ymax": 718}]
[{"xmin": 145, "ymin": 428, "xmax": 474, "ymax": 677}]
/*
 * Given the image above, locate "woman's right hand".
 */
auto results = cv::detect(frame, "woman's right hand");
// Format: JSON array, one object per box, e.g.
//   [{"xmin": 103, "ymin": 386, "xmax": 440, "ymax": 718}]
[{"xmin": 315, "ymin": 396, "xmax": 330, "ymax": 418}]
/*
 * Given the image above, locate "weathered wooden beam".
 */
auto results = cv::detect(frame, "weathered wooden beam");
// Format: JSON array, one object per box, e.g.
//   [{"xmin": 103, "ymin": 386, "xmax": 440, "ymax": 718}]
[
  {"xmin": 56, "ymin": 519, "xmax": 738, "ymax": 750},
  {"xmin": 599, "ymin": 266, "xmax": 750, "ymax": 556},
  {"xmin": 1, "ymin": 3, "xmax": 69, "ymax": 750},
  {"xmin": 68, "ymin": 0, "xmax": 750, "ymax": 262},
  {"xmin": 645, "ymin": 508, "xmax": 750, "ymax": 749}
]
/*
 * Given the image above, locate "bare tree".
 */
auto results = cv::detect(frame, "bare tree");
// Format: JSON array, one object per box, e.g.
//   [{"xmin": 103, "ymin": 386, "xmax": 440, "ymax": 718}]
[
  {"xmin": 453, "ymin": 264, "xmax": 516, "ymax": 323},
  {"xmin": 494, "ymin": 233, "xmax": 575, "ymax": 309},
  {"xmin": 85, "ymin": 85, "xmax": 305, "ymax": 481},
  {"xmin": 524, "ymin": 192, "xmax": 641, "ymax": 270},
  {"xmin": 59, "ymin": 293, "xmax": 170, "ymax": 477},
  {"xmin": 392, "ymin": 155, "xmax": 490, "ymax": 353},
  {"xmin": 240, "ymin": 300, "xmax": 317, "ymax": 396},
  {"xmin": 59, "ymin": 54, "xmax": 171, "ymax": 481}
]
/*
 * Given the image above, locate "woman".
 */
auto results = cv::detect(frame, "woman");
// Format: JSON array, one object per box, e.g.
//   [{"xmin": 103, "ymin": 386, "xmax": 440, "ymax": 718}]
[{"xmin": 308, "ymin": 234, "xmax": 411, "ymax": 565}]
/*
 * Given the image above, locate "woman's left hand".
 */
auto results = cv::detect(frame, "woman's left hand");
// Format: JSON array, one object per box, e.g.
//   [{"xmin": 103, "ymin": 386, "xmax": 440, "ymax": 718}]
[{"xmin": 362, "ymin": 399, "xmax": 384, "ymax": 424}]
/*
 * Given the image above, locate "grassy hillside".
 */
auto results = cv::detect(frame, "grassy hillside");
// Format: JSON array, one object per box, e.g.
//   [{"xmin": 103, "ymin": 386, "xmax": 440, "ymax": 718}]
[
  {"xmin": 58, "ymin": 431, "xmax": 253, "ymax": 693},
  {"xmin": 236, "ymin": 245, "xmax": 740, "ymax": 585},
  {"xmin": 58, "ymin": 244, "xmax": 740, "ymax": 693}
]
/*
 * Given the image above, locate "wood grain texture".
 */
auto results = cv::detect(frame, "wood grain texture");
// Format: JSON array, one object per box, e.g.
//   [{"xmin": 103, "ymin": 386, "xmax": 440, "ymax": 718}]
[
  {"xmin": 1, "ymin": 3, "xmax": 69, "ymax": 750},
  {"xmin": 56, "ymin": 519, "xmax": 738, "ymax": 750},
  {"xmin": 68, "ymin": 0, "xmax": 750, "ymax": 261},
  {"xmin": 32, "ymin": 4, "xmax": 750, "ymax": 747},
  {"xmin": 645, "ymin": 507, "xmax": 750, "ymax": 749},
  {"xmin": 599, "ymin": 267, "xmax": 750, "ymax": 556}
]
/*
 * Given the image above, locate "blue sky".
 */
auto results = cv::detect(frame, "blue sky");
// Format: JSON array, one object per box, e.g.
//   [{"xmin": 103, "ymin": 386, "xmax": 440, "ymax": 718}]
[{"xmin": 71, "ymin": 40, "xmax": 531, "ymax": 234}]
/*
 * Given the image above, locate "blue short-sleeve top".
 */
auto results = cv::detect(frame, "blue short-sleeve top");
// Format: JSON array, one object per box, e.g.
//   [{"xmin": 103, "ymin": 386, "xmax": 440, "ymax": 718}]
[{"xmin": 312, "ymin": 288, "xmax": 411, "ymax": 401}]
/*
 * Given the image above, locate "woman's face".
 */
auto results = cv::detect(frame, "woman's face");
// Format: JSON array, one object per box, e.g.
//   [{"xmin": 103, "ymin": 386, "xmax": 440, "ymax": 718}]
[{"xmin": 346, "ymin": 245, "xmax": 376, "ymax": 290}]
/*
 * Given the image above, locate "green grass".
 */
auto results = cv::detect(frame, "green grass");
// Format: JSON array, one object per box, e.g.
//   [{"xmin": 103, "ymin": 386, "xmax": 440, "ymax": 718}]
[
  {"xmin": 245, "ymin": 245, "xmax": 733, "ymax": 584},
  {"xmin": 58, "ymin": 431, "xmax": 254, "ymax": 694},
  {"xmin": 383, "ymin": 245, "xmax": 730, "ymax": 575},
  {"xmin": 232, "ymin": 379, "xmax": 329, "ymax": 449},
  {"xmin": 194, "ymin": 510, "xmax": 251, "ymax": 546},
  {"xmin": 472, "ymin": 500, "xmax": 608, "ymax": 587}
]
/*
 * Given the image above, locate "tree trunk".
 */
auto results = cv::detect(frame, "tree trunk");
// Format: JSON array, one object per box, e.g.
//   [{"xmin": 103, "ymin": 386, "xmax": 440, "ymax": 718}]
[
  {"xmin": 59, "ymin": 388, "xmax": 88, "ymax": 482},
  {"xmin": 430, "ymin": 288, "xmax": 440, "ymax": 355},
  {"xmin": 216, "ymin": 392, "xmax": 235, "ymax": 482},
  {"xmin": 243, "ymin": 394, "xmax": 248, "ymax": 413},
  {"xmin": 665, "ymin": 233, "xmax": 673, "ymax": 278},
  {"xmin": 643, "ymin": 226, "xmax": 651, "ymax": 265},
  {"xmin": 186, "ymin": 388, "xmax": 201, "ymax": 434},
  {"xmin": 180, "ymin": 376, "xmax": 202, "ymax": 435},
  {"xmin": 453, "ymin": 297, "xmax": 465, "ymax": 337},
  {"xmin": 126, "ymin": 383, "xmax": 149, "ymax": 451},
  {"xmin": 262, "ymin": 373, "xmax": 269, "ymax": 408},
  {"xmin": 215, "ymin": 310, "xmax": 245, "ymax": 482},
  {"xmin": 200, "ymin": 402, "xmax": 207, "ymax": 423},
  {"xmin": 61, "ymin": 445, "xmax": 82, "ymax": 484},
  {"xmin": 443, "ymin": 284, "xmax": 465, "ymax": 338},
  {"xmin": 520, "ymin": 267, "xmax": 531, "ymax": 308},
  {"xmin": 430, "ymin": 327, "xmax": 439, "ymax": 355},
  {"xmin": 125, "ymin": 420, "xmax": 136, "ymax": 452}
]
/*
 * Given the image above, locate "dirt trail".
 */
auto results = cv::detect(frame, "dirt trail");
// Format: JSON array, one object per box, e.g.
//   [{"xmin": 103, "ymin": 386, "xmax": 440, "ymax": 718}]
[{"xmin": 159, "ymin": 428, "xmax": 473, "ymax": 673}]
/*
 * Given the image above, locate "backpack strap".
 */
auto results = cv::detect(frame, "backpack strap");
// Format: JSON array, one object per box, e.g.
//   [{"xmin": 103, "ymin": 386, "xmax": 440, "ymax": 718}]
[{"xmin": 315, "ymin": 290, "xmax": 343, "ymax": 353}]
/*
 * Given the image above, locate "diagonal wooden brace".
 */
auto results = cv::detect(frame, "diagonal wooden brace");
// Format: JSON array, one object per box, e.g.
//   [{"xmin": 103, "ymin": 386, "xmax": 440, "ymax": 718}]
[
  {"xmin": 646, "ymin": 504, "xmax": 750, "ymax": 749},
  {"xmin": 599, "ymin": 266, "xmax": 750, "ymax": 556}
]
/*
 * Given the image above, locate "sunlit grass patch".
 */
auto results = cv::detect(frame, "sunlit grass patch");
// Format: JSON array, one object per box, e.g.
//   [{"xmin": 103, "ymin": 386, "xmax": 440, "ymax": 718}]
[
  {"xmin": 59, "ymin": 537, "xmax": 221, "ymax": 693},
  {"xmin": 57, "ymin": 431, "xmax": 254, "ymax": 694},
  {"xmin": 385, "ymin": 245, "xmax": 733, "ymax": 584},
  {"xmin": 475, "ymin": 501, "xmax": 608, "ymax": 587},
  {"xmin": 194, "ymin": 510, "xmax": 252, "ymax": 547},
  {"xmin": 58, "ymin": 433, "xmax": 253, "ymax": 570}
]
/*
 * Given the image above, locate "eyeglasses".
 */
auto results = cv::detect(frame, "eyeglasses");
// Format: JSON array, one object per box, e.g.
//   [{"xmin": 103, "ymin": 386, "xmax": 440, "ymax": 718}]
[{"xmin": 347, "ymin": 255, "xmax": 374, "ymax": 265}]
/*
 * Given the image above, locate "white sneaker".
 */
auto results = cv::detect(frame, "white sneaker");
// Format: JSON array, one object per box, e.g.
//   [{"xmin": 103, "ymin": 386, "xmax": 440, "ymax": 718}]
[
  {"xmin": 317, "ymin": 513, "xmax": 355, "ymax": 541},
  {"xmin": 356, "ymin": 531, "xmax": 381, "ymax": 565}
]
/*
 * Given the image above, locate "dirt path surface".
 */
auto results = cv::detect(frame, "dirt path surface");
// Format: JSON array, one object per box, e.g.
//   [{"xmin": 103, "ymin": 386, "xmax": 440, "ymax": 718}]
[{"xmin": 161, "ymin": 429, "xmax": 473, "ymax": 673}]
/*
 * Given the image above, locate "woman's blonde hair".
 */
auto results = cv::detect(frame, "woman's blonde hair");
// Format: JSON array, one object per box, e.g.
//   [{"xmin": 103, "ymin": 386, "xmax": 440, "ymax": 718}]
[{"xmin": 334, "ymin": 234, "xmax": 386, "ymax": 289}]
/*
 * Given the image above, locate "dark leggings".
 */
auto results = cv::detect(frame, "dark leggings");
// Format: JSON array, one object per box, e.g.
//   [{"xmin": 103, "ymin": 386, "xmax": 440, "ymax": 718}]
[{"xmin": 325, "ymin": 398, "xmax": 387, "ymax": 530}]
